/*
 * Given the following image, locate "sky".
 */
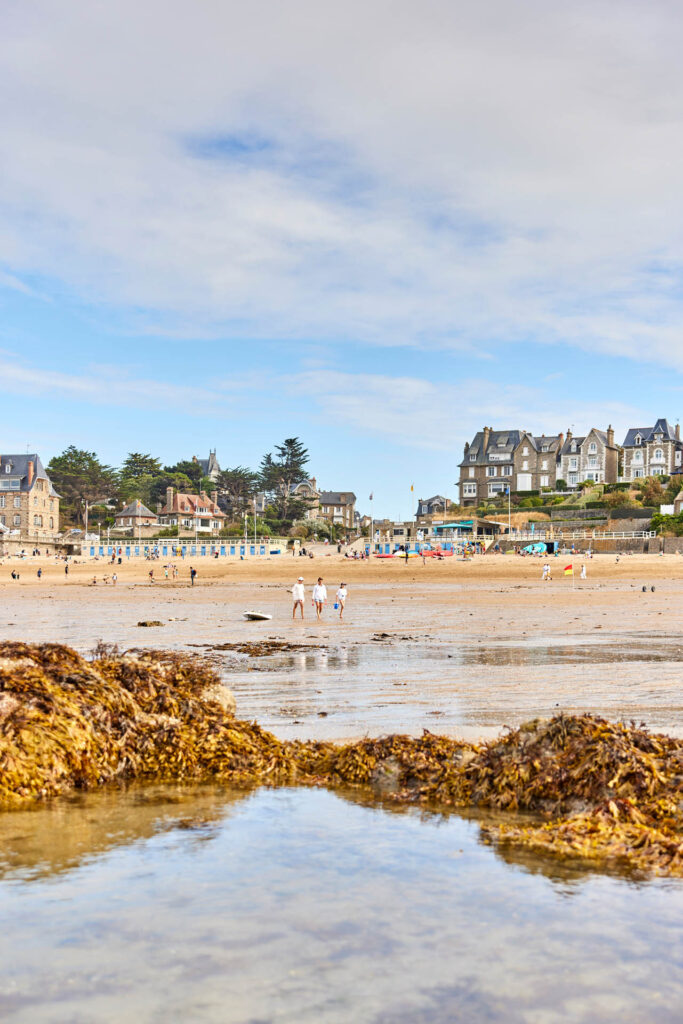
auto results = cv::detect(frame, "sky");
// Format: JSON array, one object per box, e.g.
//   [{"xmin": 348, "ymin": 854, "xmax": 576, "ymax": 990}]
[{"xmin": 2, "ymin": 1, "xmax": 683, "ymax": 519}]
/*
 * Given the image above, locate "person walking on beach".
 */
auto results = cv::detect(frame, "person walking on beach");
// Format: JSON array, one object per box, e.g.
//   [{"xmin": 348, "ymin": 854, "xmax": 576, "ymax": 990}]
[
  {"xmin": 112, "ymin": 572, "xmax": 117, "ymax": 585},
  {"xmin": 64, "ymin": 564, "xmax": 69, "ymax": 576},
  {"xmin": 312, "ymin": 577, "xmax": 327, "ymax": 621},
  {"xmin": 292, "ymin": 576, "xmax": 305, "ymax": 619},
  {"xmin": 336, "ymin": 582, "xmax": 347, "ymax": 620},
  {"xmin": 190, "ymin": 566, "xmax": 197, "ymax": 586},
  {"xmin": 580, "ymin": 564, "xmax": 587, "ymax": 580},
  {"xmin": 37, "ymin": 568, "xmax": 42, "ymax": 579}
]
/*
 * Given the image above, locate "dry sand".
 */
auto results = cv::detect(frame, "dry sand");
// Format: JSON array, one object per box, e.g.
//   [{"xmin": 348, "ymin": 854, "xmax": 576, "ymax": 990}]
[{"xmin": 2, "ymin": 551, "xmax": 683, "ymax": 741}]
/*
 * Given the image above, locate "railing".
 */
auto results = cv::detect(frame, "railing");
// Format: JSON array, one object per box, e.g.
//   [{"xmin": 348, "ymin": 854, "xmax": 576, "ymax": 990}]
[{"xmin": 507, "ymin": 529, "xmax": 656, "ymax": 541}]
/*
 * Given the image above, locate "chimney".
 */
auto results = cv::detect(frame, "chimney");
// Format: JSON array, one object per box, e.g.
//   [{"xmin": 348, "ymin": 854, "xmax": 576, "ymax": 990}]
[
  {"xmin": 566, "ymin": 428, "xmax": 573, "ymax": 443},
  {"xmin": 310, "ymin": 477, "xmax": 316, "ymax": 490},
  {"xmin": 464, "ymin": 441, "xmax": 470, "ymax": 456},
  {"xmin": 166, "ymin": 486, "xmax": 174, "ymax": 510},
  {"xmin": 27, "ymin": 460, "xmax": 34, "ymax": 488},
  {"xmin": 557, "ymin": 432, "xmax": 564, "ymax": 448},
  {"xmin": 482, "ymin": 426, "xmax": 491, "ymax": 452},
  {"xmin": 676, "ymin": 423, "xmax": 680, "ymax": 442},
  {"xmin": 192, "ymin": 455, "xmax": 198, "ymax": 464},
  {"xmin": 211, "ymin": 490, "xmax": 218, "ymax": 506},
  {"xmin": 607, "ymin": 424, "xmax": 614, "ymax": 447},
  {"xmin": 156, "ymin": 501, "xmax": 162, "ymax": 513}
]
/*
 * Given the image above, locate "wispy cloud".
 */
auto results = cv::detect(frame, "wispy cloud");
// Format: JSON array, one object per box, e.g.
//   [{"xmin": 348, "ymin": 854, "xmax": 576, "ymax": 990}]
[{"xmin": 2, "ymin": 2, "xmax": 683, "ymax": 365}]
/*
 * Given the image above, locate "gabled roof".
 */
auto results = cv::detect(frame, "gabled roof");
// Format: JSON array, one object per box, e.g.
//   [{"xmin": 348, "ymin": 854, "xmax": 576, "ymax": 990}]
[
  {"xmin": 0, "ymin": 453, "xmax": 59, "ymax": 496},
  {"xmin": 196, "ymin": 450, "xmax": 221, "ymax": 477},
  {"xmin": 459, "ymin": 429, "xmax": 524, "ymax": 466},
  {"xmin": 533, "ymin": 435, "xmax": 561, "ymax": 449},
  {"xmin": 116, "ymin": 500, "xmax": 157, "ymax": 520},
  {"xmin": 560, "ymin": 436, "xmax": 586, "ymax": 455},
  {"xmin": 160, "ymin": 491, "xmax": 226, "ymax": 517},
  {"xmin": 623, "ymin": 420, "xmax": 679, "ymax": 447}
]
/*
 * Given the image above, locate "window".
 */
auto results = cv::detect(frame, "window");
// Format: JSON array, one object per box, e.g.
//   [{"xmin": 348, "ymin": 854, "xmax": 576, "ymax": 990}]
[
  {"xmin": 0, "ymin": 478, "xmax": 20, "ymax": 490},
  {"xmin": 0, "ymin": 516, "xmax": 4, "ymax": 525},
  {"xmin": 571, "ymin": 442, "xmax": 577, "ymax": 452},
  {"xmin": 540, "ymin": 475, "xmax": 549, "ymax": 487},
  {"xmin": 13, "ymin": 515, "xmax": 20, "ymax": 526},
  {"xmin": 542, "ymin": 445, "xmax": 549, "ymax": 452},
  {"xmin": 468, "ymin": 468, "xmax": 475, "ymax": 478},
  {"xmin": 588, "ymin": 442, "xmax": 597, "ymax": 453},
  {"xmin": 635, "ymin": 435, "xmax": 642, "ymax": 445},
  {"xmin": 676, "ymin": 451, "xmax": 682, "ymax": 466},
  {"xmin": 541, "ymin": 460, "xmax": 548, "ymax": 470},
  {"xmin": 569, "ymin": 458, "xmax": 577, "ymax": 469},
  {"xmin": 522, "ymin": 460, "xmax": 529, "ymax": 470},
  {"xmin": 586, "ymin": 472, "xmax": 595, "ymax": 481},
  {"xmin": 488, "ymin": 482, "xmax": 506, "ymax": 495},
  {"xmin": 462, "ymin": 483, "xmax": 477, "ymax": 496},
  {"xmin": 33, "ymin": 515, "xmax": 42, "ymax": 527},
  {"xmin": 652, "ymin": 467, "xmax": 663, "ymax": 475},
  {"xmin": 634, "ymin": 469, "xmax": 644, "ymax": 478},
  {"xmin": 4, "ymin": 463, "xmax": 10, "ymax": 473},
  {"xmin": 588, "ymin": 456, "xmax": 597, "ymax": 468},
  {"xmin": 568, "ymin": 473, "xmax": 578, "ymax": 485},
  {"xmin": 0, "ymin": 496, "xmax": 4, "ymax": 508},
  {"xmin": 469, "ymin": 454, "xmax": 476, "ymax": 461},
  {"xmin": 522, "ymin": 447, "xmax": 529, "ymax": 455},
  {"xmin": 486, "ymin": 467, "xmax": 497, "ymax": 477},
  {"xmin": 633, "ymin": 450, "xmax": 643, "ymax": 463},
  {"xmin": 33, "ymin": 497, "xmax": 37, "ymax": 506},
  {"xmin": 501, "ymin": 465, "xmax": 513, "ymax": 476},
  {"xmin": 13, "ymin": 496, "xmax": 21, "ymax": 508},
  {"xmin": 653, "ymin": 448, "xmax": 664, "ymax": 461}
]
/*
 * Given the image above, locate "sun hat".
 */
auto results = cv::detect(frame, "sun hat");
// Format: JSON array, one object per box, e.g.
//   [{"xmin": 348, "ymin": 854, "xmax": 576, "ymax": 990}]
[{"xmin": 297, "ymin": 576, "xmax": 304, "ymax": 581}]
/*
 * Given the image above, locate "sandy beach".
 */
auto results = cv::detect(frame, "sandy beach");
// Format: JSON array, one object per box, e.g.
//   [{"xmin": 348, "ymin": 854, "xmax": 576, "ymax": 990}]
[{"xmin": 3, "ymin": 551, "xmax": 683, "ymax": 741}]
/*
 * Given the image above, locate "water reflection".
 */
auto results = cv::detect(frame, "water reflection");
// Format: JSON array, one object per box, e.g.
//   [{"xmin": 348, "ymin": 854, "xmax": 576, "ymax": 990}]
[{"xmin": 1, "ymin": 786, "xmax": 681, "ymax": 1024}]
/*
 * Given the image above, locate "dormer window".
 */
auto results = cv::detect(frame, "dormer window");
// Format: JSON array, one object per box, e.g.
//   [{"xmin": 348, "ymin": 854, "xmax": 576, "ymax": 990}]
[
  {"xmin": 570, "ymin": 442, "xmax": 577, "ymax": 452},
  {"xmin": 4, "ymin": 464, "xmax": 10, "ymax": 474},
  {"xmin": 635, "ymin": 435, "xmax": 642, "ymax": 445},
  {"xmin": 542, "ymin": 445, "xmax": 549, "ymax": 452},
  {"xmin": 469, "ymin": 454, "xmax": 476, "ymax": 461}
]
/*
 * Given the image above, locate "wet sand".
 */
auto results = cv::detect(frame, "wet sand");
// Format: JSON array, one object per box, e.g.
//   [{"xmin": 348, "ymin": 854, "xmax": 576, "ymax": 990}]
[{"xmin": 2, "ymin": 552, "xmax": 683, "ymax": 740}]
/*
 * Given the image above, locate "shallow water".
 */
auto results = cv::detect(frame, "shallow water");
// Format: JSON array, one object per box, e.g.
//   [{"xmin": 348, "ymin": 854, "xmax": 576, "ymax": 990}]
[{"xmin": 1, "ymin": 786, "xmax": 682, "ymax": 1023}]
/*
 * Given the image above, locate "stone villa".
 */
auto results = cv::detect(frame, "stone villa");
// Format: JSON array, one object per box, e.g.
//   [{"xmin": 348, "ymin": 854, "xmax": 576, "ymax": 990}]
[{"xmin": 0, "ymin": 453, "xmax": 60, "ymax": 541}]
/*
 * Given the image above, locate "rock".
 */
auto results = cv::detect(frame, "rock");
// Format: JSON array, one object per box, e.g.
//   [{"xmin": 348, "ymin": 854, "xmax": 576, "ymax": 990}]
[{"xmin": 137, "ymin": 621, "xmax": 164, "ymax": 627}]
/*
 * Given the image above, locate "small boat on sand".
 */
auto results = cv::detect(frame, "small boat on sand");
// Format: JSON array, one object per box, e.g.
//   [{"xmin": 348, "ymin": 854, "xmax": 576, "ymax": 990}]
[{"xmin": 243, "ymin": 611, "xmax": 273, "ymax": 621}]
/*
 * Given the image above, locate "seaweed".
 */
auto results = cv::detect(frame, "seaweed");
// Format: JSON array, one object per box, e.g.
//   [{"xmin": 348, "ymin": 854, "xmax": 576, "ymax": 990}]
[{"xmin": 1, "ymin": 642, "xmax": 682, "ymax": 877}]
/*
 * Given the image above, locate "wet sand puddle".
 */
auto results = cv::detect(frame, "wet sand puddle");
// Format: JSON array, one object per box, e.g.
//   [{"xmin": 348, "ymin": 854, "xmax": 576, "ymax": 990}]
[
  {"xmin": 1, "ymin": 785, "xmax": 681, "ymax": 1024},
  {"xmin": 219, "ymin": 634, "xmax": 683, "ymax": 741}
]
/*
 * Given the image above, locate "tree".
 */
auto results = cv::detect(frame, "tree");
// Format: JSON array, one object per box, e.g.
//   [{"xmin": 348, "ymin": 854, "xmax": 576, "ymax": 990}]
[
  {"xmin": 148, "ymin": 472, "xmax": 196, "ymax": 507},
  {"xmin": 164, "ymin": 459, "xmax": 203, "ymax": 487},
  {"xmin": 216, "ymin": 467, "xmax": 259, "ymax": 517},
  {"xmin": 259, "ymin": 438, "xmax": 313, "ymax": 523},
  {"xmin": 47, "ymin": 446, "xmax": 118, "ymax": 525},
  {"xmin": 641, "ymin": 476, "xmax": 665, "ymax": 508},
  {"xmin": 120, "ymin": 453, "xmax": 162, "ymax": 479}
]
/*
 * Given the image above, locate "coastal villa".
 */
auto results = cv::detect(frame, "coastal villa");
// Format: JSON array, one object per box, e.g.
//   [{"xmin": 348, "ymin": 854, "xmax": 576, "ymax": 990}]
[
  {"xmin": 290, "ymin": 477, "xmax": 320, "ymax": 519},
  {"xmin": 158, "ymin": 486, "xmax": 226, "ymax": 535},
  {"xmin": 0, "ymin": 453, "xmax": 60, "ymax": 541},
  {"xmin": 416, "ymin": 495, "xmax": 454, "ymax": 520},
  {"xmin": 458, "ymin": 428, "xmax": 563, "ymax": 507},
  {"xmin": 558, "ymin": 427, "xmax": 620, "ymax": 488},
  {"xmin": 193, "ymin": 449, "xmax": 221, "ymax": 482},
  {"xmin": 621, "ymin": 419, "xmax": 683, "ymax": 481},
  {"xmin": 318, "ymin": 490, "xmax": 357, "ymax": 532},
  {"xmin": 114, "ymin": 500, "xmax": 158, "ymax": 531}
]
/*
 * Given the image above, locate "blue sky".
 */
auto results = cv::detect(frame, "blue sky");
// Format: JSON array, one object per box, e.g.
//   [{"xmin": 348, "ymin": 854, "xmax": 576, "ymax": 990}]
[{"xmin": 2, "ymin": 1, "xmax": 683, "ymax": 518}]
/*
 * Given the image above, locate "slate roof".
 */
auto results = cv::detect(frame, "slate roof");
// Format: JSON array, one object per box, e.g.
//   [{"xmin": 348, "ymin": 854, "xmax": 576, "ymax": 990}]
[
  {"xmin": 319, "ymin": 491, "xmax": 356, "ymax": 505},
  {"xmin": 533, "ymin": 435, "xmax": 562, "ymax": 450},
  {"xmin": 116, "ymin": 500, "xmax": 157, "ymax": 520},
  {"xmin": 0, "ymin": 454, "xmax": 59, "ymax": 496},
  {"xmin": 622, "ymin": 419, "xmax": 679, "ymax": 447},
  {"xmin": 560, "ymin": 436, "xmax": 586, "ymax": 456},
  {"xmin": 196, "ymin": 451, "xmax": 221, "ymax": 478},
  {"xmin": 459, "ymin": 429, "xmax": 524, "ymax": 467}
]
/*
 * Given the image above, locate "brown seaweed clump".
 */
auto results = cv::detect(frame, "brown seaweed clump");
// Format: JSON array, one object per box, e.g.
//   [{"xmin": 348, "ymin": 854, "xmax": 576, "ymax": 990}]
[{"xmin": 1, "ymin": 642, "xmax": 683, "ymax": 877}]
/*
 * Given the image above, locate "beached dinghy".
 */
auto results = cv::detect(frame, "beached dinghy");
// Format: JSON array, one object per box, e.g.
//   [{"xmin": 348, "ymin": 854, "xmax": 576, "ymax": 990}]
[{"xmin": 243, "ymin": 611, "xmax": 273, "ymax": 621}]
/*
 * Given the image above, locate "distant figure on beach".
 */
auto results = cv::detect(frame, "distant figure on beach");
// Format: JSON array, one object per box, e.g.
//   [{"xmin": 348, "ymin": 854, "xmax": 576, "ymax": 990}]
[
  {"xmin": 37, "ymin": 568, "xmax": 42, "ymax": 579},
  {"xmin": 190, "ymin": 566, "xmax": 197, "ymax": 586},
  {"xmin": 64, "ymin": 564, "xmax": 69, "ymax": 576},
  {"xmin": 336, "ymin": 582, "xmax": 347, "ymax": 620},
  {"xmin": 148, "ymin": 569, "xmax": 154, "ymax": 584},
  {"xmin": 312, "ymin": 577, "xmax": 327, "ymax": 621},
  {"xmin": 404, "ymin": 547, "xmax": 409, "ymax": 564},
  {"xmin": 580, "ymin": 564, "xmax": 587, "ymax": 580},
  {"xmin": 292, "ymin": 576, "xmax": 305, "ymax": 619},
  {"xmin": 112, "ymin": 573, "xmax": 117, "ymax": 585}
]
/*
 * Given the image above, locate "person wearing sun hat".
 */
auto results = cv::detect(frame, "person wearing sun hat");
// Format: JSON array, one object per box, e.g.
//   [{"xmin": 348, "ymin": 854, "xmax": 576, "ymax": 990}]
[{"xmin": 292, "ymin": 576, "xmax": 305, "ymax": 619}]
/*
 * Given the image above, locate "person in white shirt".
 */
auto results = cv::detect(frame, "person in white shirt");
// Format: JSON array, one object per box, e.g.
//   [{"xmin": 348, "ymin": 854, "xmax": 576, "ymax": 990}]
[
  {"xmin": 292, "ymin": 576, "xmax": 305, "ymax": 619},
  {"xmin": 336, "ymin": 583, "xmax": 347, "ymax": 620},
  {"xmin": 312, "ymin": 577, "xmax": 327, "ymax": 621}
]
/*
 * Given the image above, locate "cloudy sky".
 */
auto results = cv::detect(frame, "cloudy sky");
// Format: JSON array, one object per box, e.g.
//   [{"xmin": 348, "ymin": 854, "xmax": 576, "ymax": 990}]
[{"xmin": 2, "ymin": 0, "xmax": 683, "ymax": 516}]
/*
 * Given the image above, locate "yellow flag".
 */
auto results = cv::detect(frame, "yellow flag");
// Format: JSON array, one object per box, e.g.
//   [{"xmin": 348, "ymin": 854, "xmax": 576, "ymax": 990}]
[{"xmin": 410, "ymin": 484, "xmax": 414, "ymax": 492}]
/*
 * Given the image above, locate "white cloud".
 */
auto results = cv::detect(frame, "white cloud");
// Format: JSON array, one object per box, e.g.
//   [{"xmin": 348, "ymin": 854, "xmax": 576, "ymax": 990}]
[
  {"xmin": 2, "ymin": 2, "xmax": 683, "ymax": 363},
  {"xmin": 285, "ymin": 369, "xmax": 645, "ymax": 451}
]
